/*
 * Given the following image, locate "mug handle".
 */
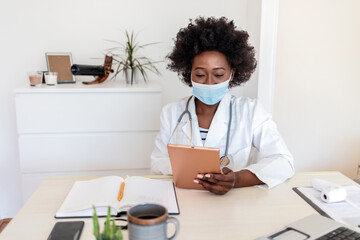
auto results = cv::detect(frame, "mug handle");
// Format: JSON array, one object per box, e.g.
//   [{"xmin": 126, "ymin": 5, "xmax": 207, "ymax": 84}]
[{"xmin": 167, "ymin": 217, "xmax": 180, "ymax": 240}]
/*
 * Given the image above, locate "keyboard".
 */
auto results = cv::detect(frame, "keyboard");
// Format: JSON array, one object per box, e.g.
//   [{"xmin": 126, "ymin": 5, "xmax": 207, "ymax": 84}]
[{"xmin": 316, "ymin": 227, "xmax": 360, "ymax": 240}]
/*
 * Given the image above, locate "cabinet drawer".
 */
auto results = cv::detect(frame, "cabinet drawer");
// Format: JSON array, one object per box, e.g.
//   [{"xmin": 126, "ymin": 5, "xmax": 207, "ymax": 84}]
[
  {"xmin": 15, "ymin": 92, "xmax": 161, "ymax": 133},
  {"xmin": 18, "ymin": 132, "xmax": 157, "ymax": 173}
]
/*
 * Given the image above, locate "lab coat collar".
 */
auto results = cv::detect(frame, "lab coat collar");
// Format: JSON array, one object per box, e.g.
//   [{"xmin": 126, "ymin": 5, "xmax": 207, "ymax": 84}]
[{"xmin": 181, "ymin": 93, "xmax": 232, "ymax": 147}]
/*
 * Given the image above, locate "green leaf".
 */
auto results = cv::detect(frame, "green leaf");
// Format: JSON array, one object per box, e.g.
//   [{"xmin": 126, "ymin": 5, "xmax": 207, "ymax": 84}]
[
  {"xmin": 109, "ymin": 218, "xmax": 114, "ymax": 238},
  {"xmin": 92, "ymin": 206, "xmax": 100, "ymax": 238},
  {"xmin": 103, "ymin": 206, "xmax": 111, "ymax": 238},
  {"xmin": 115, "ymin": 223, "xmax": 123, "ymax": 240}
]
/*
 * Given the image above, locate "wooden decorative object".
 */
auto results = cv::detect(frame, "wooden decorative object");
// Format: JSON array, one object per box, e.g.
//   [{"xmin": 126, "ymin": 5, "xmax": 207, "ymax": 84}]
[
  {"xmin": 82, "ymin": 56, "xmax": 113, "ymax": 85},
  {"xmin": 0, "ymin": 218, "xmax": 12, "ymax": 234}
]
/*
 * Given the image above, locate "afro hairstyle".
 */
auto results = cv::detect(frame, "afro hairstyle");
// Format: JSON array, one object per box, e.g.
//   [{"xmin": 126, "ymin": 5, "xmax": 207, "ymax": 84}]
[{"xmin": 167, "ymin": 16, "xmax": 257, "ymax": 87}]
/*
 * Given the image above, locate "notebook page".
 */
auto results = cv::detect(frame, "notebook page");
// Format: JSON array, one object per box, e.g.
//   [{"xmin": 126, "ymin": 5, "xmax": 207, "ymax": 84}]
[
  {"xmin": 119, "ymin": 176, "xmax": 179, "ymax": 214},
  {"xmin": 57, "ymin": 176, "xmax": 123, "ymax": 215}
]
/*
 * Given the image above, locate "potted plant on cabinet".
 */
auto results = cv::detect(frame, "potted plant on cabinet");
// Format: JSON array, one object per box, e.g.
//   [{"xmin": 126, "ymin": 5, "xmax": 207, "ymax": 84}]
[{"xmin": 106, "ymin": 30, "xmax": 162, "ymax": 85}]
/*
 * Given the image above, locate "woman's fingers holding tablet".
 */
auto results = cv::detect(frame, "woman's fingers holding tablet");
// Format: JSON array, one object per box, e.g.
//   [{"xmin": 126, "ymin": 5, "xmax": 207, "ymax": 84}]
[
  {"xmin": 195, "ymin": 178, "xmax": 233, "ymax": 195},
  {"xmin": 194, "ymin": 167, "xmax": 236, "ymax": 195},
  {"xmin": 201, "ymin": 167, "xmax": 235, "ymax": 182}
]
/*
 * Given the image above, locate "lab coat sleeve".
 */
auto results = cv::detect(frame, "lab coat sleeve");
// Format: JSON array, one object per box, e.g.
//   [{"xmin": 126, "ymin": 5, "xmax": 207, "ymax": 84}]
[
  {"xmin": 244, "ymin": 101, "xmax": 295, "ymax": 188},
  {"xmin": 150, "ymin": 104, "xmax": 173, "ymax": 175}
]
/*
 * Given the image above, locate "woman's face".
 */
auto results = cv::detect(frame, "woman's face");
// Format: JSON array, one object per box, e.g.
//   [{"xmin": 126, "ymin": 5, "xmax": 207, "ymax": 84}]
[{"xmin": 191, "ymin": 50, "xmax": 233, "ymax": 85}]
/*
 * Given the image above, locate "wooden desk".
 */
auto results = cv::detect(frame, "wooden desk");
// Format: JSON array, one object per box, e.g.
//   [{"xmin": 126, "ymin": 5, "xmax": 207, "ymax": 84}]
[{"xmin": 0, "ymin": 172, "xmax": 357, "ymax": 240}]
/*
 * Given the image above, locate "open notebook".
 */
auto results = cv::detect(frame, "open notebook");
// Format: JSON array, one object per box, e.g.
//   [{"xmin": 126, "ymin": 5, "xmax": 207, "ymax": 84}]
[{"xmin": 55, "ymin": 176, "xmax": 179, "ymax": 218}]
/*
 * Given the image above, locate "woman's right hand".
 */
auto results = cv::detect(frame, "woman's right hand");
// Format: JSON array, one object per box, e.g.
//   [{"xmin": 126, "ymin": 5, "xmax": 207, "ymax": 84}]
[{"xmin": 194, "ymin": 167, "xmax": 236, "ymax": 195}]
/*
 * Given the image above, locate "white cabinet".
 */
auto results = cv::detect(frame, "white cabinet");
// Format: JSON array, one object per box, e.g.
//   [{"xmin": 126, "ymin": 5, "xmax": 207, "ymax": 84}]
[{"xmin": 15, "ymin": 82, "xmax": 162, "ymax": 202}]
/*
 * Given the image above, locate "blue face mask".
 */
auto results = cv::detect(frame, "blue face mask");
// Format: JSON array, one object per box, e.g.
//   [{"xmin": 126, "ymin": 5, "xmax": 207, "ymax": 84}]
[{"xmin": 191, "ymin": 72, "xmax": 232, "ymax": 105}]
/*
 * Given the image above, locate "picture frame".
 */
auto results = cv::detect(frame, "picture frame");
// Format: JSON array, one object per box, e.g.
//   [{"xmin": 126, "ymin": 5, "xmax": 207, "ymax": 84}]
[{"xmin": 45, "ymin": 52, "xmax": 76, "ymax": 84}]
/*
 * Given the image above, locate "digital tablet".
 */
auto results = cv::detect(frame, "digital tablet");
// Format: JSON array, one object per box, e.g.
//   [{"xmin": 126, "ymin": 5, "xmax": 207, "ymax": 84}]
[{"xmin": 167, "ymin": 144, "xmax": 221, "ymax": 190}]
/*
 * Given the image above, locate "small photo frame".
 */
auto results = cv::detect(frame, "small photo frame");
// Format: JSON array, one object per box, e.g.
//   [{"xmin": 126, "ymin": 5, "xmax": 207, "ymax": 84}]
[{"xmin": 45, "ymin": 52, "xmax": 76, "ymax": 84}]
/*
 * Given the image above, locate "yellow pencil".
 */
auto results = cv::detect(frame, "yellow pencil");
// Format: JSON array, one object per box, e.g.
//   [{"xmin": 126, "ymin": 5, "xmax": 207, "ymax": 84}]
[{"xmin": 117, "ymin": 182, "xmax": 125, "ymax": 201}]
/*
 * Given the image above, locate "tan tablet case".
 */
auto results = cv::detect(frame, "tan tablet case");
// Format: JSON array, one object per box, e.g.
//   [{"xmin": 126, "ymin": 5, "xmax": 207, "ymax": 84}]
[{"xmin": 167, "ymin": 144, "xmax": 221, "ymax": 190}]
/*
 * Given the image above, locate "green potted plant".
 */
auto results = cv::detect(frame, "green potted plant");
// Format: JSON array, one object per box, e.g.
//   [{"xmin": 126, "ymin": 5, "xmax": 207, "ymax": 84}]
[
  {"xmin": 92, "ymin": 206, "xmax": 123, "ymax": 240},
  {"xmin": 106, "ymin": 30, "xmax": 162, "ymax": 85}
]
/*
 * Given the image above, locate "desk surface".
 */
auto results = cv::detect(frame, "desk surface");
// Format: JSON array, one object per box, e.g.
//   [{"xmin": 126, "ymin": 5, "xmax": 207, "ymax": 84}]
[{"xmin": 0, "ymin": 172, "xmax": 357, "ymax": 240}]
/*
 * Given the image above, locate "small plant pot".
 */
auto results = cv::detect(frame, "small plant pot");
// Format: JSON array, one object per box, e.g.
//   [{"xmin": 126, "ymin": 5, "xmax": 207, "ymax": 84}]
[{"xmin": 124, "ymin": 68, "xmax": 141, "ymax": 85}]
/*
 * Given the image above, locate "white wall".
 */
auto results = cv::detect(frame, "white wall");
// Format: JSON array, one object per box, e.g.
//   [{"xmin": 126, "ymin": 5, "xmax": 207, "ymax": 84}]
[
  {"xmin": 274, "ymin": 0, "xmax": 360, "ymax": 178},
  {"xmin": 0, "ymin": 0, "xmax": 263, "ymax": 218}
]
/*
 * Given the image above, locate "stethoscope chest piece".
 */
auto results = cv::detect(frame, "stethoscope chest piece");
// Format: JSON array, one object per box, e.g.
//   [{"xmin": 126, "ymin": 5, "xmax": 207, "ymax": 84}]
[{"xmin": 220, "ymin": 156, "xmax": 230, "ymax": 167}]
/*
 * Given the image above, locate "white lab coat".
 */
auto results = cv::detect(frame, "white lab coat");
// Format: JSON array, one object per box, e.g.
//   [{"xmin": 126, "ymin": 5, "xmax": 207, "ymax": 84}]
[{"xmin": 151, "ymin": 93, "xmax": 294, "ymax": 188}]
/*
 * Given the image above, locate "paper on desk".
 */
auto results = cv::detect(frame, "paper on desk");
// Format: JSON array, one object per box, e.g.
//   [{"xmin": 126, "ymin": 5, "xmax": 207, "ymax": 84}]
[{"xmin": 295, "ymin": 185, "xmax": 360, "ymax": 228}]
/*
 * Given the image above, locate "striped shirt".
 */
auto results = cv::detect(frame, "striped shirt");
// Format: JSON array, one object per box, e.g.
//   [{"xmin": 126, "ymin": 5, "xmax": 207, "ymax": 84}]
[{"xmin": 199, "ymin": 127, "xmax": 209, "ymax": 145}]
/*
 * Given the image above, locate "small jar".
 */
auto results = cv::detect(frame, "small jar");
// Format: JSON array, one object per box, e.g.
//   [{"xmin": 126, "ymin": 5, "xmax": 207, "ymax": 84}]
[
  {"xmin": 27, "ymin": 71, "xmax": 43, "ymax": 86},
  {"xmin": 44, "ymin": 72, "xmax": 58, "ymax": 85}
]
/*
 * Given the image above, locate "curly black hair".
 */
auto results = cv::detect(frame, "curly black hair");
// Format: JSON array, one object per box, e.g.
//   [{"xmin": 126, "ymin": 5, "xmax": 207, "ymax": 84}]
[{"xmin": 167, "ymin": 16, "xmax": 257, "ymax": 87}]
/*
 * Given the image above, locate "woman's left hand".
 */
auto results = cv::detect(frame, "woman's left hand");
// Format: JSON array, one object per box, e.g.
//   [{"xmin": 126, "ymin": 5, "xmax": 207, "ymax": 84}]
[{"xmin": 194, "ymin": 167, "xmax": 236, "ymax": 195}]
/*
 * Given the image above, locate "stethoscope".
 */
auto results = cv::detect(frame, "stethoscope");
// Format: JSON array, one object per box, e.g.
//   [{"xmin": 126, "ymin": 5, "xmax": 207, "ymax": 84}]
[{"xmin": 169, "ymin": 95, "xmax": 235, "ymax": 167}]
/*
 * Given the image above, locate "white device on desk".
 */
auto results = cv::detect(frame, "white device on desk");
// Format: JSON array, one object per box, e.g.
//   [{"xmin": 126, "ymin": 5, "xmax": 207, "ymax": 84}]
[
  {"xmin": 311, "ymin": 178, "xmax": 347, "ymax": 203},
  {"xmin": 256, "ymin": 214, "xmax": 360, "ymax": 240}
]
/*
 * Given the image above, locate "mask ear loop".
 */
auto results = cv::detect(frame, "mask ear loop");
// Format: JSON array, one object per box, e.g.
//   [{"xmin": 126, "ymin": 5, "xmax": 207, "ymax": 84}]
[{"xmin": 169, "ymin": 96, "xmax": 193, "ymax": 146}]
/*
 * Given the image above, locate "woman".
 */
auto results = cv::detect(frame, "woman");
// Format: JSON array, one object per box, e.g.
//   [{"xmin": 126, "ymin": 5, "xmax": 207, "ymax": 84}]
[{"xmin": 151, "ymin": 17, "xmax": 294, "ymax": 195}]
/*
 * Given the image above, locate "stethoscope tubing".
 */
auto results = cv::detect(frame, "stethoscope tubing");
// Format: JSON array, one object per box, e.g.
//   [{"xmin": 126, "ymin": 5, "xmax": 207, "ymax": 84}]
[{"xmin": 169, "ymin": 95, "xmax": 234, "ymax": 164}]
